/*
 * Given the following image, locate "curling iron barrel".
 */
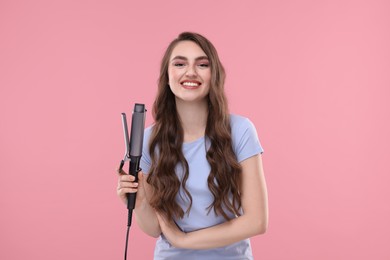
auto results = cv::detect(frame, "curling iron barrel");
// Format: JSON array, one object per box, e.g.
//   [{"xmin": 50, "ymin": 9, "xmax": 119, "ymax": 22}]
[{"xmin": 128, "ymin": 104, "xmax": 146, "ymax": 210}]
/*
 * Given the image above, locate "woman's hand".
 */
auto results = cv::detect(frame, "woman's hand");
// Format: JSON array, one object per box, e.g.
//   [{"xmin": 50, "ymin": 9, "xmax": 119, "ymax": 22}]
[
  {"xmin": 156, "ymin": 213, "xmax": 187, "ymax": 248},
  {"xmin": 117, "ymin": 169, "xmax": 146, "ymax": 206},
  {"xmin": 117, "ymin": 168, "xmax": 162, "ymax": 237}
]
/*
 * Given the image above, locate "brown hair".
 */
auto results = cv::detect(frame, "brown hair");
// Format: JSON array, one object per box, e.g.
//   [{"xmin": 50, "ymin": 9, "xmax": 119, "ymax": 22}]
[{"xmin": 146, "ymin": 32, "xmax": 242, "ymax": 221}]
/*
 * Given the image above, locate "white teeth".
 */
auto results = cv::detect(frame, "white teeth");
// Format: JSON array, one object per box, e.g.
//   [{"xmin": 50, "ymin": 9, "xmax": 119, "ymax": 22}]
[{"xmin": 182, "ymin": 82, "xmax": 200, "ymax": 87}]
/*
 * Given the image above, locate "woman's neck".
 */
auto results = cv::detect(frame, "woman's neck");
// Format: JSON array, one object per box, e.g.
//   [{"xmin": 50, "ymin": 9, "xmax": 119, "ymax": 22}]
[{"xmin": 175, "ymin": 98, "xmax": 208, "ymax": 143}]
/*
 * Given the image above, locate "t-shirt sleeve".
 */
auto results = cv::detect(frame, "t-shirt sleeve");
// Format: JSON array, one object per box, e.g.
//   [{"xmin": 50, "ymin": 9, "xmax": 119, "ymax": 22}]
[
  {"xmin": 232, "ymin": 116, "xmax": 264, "ymax": 163},
  {"xmin": 140, "ymin": 126, "xmax": 153, "ymax": 174}
]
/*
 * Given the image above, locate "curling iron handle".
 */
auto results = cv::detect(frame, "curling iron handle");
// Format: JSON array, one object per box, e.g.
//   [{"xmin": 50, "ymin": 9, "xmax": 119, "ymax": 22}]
[
  {"xmin": 127, "ymin": 156, "xmax": 141, "ymax": 210},
  {"xmin": 126, "ymin": 157, "xmax": 140, "ymax": 227}
]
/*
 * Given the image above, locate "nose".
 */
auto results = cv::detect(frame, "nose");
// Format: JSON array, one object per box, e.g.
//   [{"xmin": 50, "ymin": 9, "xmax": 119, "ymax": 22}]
[{"xmin": 185, "ymin": 64, "xmax": 197, "ymax": 77}]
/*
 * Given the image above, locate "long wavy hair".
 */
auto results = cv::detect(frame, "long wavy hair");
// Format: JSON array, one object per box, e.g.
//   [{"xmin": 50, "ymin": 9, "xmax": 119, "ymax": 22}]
[{"xmin": 147, "ymin": 32, "xmax": 242, "ymax": 221}]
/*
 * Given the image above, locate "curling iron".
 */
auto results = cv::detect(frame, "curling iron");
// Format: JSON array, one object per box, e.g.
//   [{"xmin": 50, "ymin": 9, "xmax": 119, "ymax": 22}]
[{"xmin": 119, "ymin": 103, "xmax": 146, "ymax": 260}]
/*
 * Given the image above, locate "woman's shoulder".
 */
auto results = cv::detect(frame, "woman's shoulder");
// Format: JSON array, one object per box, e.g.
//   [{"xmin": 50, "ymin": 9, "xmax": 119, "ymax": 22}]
[
  {"xmin": 229, "ymin": 114, "xmax": 256, "ymax": 133},
  {"xmin": 229, "ymin": 113, "xmax": 251, "ymax": 122},
  {"xmin": 143, "ymin": 124, "xmax": 155, "ymax": 140},
  {"xmin": 141, "ymin": 124, "xmax": 155, "ymax": 156},
  {"xmin": 229, "ymin": 114, "xmax": 263, "ymax": 161}
]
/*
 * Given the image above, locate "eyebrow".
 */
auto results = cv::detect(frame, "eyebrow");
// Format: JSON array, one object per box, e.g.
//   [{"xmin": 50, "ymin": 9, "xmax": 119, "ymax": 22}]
[{"xmin": 171, "ymin": 55, "xmax": 209, "ymax": 61}]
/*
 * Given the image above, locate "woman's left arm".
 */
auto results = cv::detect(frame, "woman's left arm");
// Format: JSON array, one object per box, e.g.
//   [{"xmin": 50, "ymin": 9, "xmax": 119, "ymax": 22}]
[{"xmin": 157, "ymin": 154, "xmax": 269, "ymax": 250}]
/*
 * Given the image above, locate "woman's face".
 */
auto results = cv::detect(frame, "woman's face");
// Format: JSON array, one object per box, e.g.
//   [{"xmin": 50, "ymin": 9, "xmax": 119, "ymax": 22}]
[{"xmin": 168, "ymin": 40, "xmax": 211, "ymax": 103}]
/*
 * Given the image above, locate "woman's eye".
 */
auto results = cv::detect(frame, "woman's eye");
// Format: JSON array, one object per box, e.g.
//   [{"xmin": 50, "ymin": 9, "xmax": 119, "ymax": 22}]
[
  {"xmin": 199, "ymin": 63, "xmax": 209, "ymax": 68},
  {"xmin": 174, "ymin": 63, "xmax": 185, "ymax": 67}
]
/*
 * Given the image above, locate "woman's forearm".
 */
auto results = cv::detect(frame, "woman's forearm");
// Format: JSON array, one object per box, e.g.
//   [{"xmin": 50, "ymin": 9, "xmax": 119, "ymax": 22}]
[
  {"xmin": 180, "ymin": 214, "xmax": 267, "ymax": 249},
  {"xmin": 134, "ymin": 199, "xmax": 161, "ymax": 238}
]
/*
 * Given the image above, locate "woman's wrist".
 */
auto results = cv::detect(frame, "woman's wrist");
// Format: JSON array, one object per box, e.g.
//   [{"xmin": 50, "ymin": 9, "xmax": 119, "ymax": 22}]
[
  {"xmin": 134, "ymin": 196, "xmax": 148, "ymax": 211},
  {"xmin": 175, "ymin": 233, "xmax": 189, "ymax": 248}
]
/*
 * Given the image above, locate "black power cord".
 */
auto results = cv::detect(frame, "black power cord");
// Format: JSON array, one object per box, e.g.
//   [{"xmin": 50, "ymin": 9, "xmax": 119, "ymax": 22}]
[
  {"xmin": 124, "ymin": 225, "xmax": 130, "ymax": 260},
  {"xmin": 124, "ymin": 202, "xmax": 134, "ymax": 260}
]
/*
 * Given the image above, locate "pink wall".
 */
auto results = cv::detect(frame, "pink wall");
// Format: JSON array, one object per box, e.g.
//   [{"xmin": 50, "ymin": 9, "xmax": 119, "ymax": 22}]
[{"xmin": 1, "ymin": 0, "xmax": 389, "ymax": 259}]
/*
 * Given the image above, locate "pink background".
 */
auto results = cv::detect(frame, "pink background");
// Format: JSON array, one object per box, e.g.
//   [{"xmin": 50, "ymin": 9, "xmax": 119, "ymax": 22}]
[{"xmin": 1, "ymin": 0, "xmax": 389, "ymax": 259}]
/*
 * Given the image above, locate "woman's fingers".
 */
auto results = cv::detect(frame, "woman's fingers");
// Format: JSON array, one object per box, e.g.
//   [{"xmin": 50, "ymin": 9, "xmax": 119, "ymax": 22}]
[
  {"xmin": 118, "ymin": 176, "xmax": 138, "ymax": 191},
  {"xmin": 116, "ymin": 168, "xmax": 146, "ymax": 205},
  {"xmin": 120, "ymin": 174, "xmax": 137, "ymax": 182},
  {"xmin": 118, "ymin": 181, "xmax": 139, "ymax": 189},
  {"xmin": 118, "ymin": 187, "xmax": 139, "ymax": 194}
]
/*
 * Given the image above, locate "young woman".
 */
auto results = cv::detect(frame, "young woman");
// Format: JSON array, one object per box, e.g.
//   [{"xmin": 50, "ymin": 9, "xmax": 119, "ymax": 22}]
[{"xmin": 117, "ymin": 32, "xmax": 268, "ymax": 259}]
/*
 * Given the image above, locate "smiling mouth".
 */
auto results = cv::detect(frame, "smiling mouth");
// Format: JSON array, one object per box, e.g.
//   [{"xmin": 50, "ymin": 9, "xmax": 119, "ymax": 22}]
[{"xmin": 181, "ymin": 81, "xmax": 201, "ymax": 88}]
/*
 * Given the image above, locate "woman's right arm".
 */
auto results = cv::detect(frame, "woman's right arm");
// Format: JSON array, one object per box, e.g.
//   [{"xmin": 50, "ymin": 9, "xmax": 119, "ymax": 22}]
[{"xmin": 117, "ymin": 170, "xmax": 161, "ymax": 238}]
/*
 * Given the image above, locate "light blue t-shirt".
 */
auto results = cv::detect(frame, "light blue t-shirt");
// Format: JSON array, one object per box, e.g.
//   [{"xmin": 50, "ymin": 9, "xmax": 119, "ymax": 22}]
[{"xmin": 141, "ymin": 114, "xmax": 264, "ymax": 260}]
